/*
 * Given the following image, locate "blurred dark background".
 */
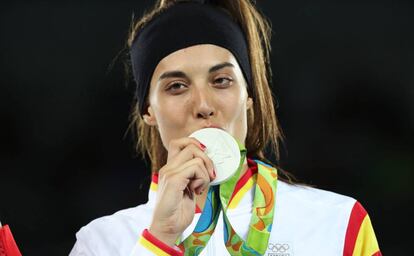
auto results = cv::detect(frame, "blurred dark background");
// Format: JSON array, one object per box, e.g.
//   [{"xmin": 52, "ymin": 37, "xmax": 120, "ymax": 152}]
[{"xmin": 0, "ymin": 0, "xmax": 413, "ymax": 255}]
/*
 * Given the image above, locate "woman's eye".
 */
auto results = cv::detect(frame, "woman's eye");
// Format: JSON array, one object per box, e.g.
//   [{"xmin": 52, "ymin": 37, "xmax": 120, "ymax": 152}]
[
  {"xmin": 166, "ymin": 82, "xmax": 187, "ymax": 92},
  {"xmin": 214, "ymin": 77, "xmax": 233, "ymax": 87}
]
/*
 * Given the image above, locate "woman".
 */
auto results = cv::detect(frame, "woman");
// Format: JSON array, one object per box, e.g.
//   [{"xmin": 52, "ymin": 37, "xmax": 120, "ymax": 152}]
[{"xmin": 70, "ymin": 0, "xmax": 381, "ymax": 255}]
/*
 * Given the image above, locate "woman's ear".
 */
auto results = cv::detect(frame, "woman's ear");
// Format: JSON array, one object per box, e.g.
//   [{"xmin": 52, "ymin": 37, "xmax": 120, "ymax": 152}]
[{"xmin": 142, "ymin": 106, "xmax": 157, "ymax": 126}]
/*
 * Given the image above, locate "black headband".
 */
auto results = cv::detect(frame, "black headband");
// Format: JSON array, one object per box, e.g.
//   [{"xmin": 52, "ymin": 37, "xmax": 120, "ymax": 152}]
[{"xmin": 130, "ymin": 1, "xmax": 252, "ymax": 115}]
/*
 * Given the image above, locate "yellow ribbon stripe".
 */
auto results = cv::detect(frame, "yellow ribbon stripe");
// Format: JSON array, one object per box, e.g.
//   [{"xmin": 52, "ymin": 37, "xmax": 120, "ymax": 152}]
[
  {"xmin": 139, "ymin": 236, "xmax": 171, "ymax": 256},
  {"xmin": 353, "ymin": 215, "xmax": 380, "ymax": 256},
  {"xmin": 227, "ymin": 174, "xmax": 256, "ymax": 209}
]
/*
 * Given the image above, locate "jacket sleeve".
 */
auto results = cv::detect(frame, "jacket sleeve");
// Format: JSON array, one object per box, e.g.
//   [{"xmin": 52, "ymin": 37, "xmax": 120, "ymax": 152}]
[
  {"xmin": 343, "ymin": 201, "xmax": 382, "ymax": 256},
  {"xmin": 130, "ymin": 229, "xmax": 183, "ymax": 256},
  {"xmin": 0, "ymin": 224, "xmax": 22, "ymax": 256},
  {"xmin": 69, "ymin": 226, "xmax": 183, "ymax": 256}
]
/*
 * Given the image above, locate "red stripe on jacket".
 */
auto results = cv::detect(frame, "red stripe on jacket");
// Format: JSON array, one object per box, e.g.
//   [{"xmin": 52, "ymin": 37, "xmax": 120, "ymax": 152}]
[{"xmin": 344, "ymin": 201, "xmax": 367, "ymax": 255}]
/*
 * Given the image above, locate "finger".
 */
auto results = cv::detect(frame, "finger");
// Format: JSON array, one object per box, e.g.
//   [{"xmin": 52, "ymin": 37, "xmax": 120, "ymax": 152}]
[
  {"xmin": 167, "ymin": 137, "xmax": 205, "ymax": 161},
  {"xmin": 184, "ymin": 186, "xmax": 194, "ymax": 200},
  {"xmin": 159, "ymin": 157, "xmax": 210, "ymax": 193},
  {"xmin": 189, "ymin": 178, "xmax": 205, "ymax": 195},
  {"xmin": 190, "ymin": 143, "xmax": 215, "ymax": 181},
  {"xmin": 170, "ymin": 144, "xmax": 215, "ymax": 181},
  {"xmin": 176, "ymin": 158, "xmax": 210, "ymax": 193}
]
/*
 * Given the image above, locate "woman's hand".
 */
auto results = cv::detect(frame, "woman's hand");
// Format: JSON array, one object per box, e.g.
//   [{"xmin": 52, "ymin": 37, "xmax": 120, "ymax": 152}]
[{"xmin": 148, "ymin": 137, "xmax": 216, "ymax": 246}]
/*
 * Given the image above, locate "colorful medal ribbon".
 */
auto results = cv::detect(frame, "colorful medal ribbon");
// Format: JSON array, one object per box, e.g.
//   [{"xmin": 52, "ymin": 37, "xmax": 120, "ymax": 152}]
[
  {"xmin": 179, "ymin": 186, "xmax": 222, "ymax": 255},
  {"xmin": 178, "ymin": 142, "xmax": 278, "ymax": 255}
]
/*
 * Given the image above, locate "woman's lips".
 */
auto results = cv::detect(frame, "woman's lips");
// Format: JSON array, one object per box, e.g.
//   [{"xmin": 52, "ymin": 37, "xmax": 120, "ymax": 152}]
[
  {"xmin": 204, "ymin": 125, "xmax": 224, "ymax": 130},
  {"xmin": 188, "ymin": 125, "xmax": 225, "ymax": 137}
]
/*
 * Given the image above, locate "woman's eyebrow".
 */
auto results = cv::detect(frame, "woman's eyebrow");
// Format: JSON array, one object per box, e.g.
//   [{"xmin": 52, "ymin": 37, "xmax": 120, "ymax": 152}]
[
  {"xmin": 158, "ymin": 71, "xmax": 188, "ymax": 81},
  {"xmin": 158, "ymin": 62, "xmax": 234, "ymax": 81},
  {"xmin": 208, "ymin": 62, "xmax": 234, "ymax": 73}
]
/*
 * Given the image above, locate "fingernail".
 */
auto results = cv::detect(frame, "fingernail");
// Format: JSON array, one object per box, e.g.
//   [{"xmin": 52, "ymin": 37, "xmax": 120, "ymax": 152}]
[{"xmin": 199, "ymin": 143, "xmax": 206, "ymax": 151}]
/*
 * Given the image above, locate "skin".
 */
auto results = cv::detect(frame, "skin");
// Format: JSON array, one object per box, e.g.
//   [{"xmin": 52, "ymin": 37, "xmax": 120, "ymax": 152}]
[{"xmin": 142, "ymin": 44, "xmax": 253, "ymax": 246}]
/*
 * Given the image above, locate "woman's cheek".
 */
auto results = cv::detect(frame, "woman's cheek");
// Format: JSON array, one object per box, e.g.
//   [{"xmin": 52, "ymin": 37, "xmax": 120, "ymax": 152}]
[{"xmin": 163, "ymin": 100, "xmax": 187, "ymax": 124}]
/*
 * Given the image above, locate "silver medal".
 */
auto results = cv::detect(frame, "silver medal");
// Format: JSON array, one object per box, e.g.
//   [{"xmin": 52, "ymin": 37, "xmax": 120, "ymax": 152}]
[{"xmin": 189, "ymin": 128, "xmax": 241, "ymax": 185}]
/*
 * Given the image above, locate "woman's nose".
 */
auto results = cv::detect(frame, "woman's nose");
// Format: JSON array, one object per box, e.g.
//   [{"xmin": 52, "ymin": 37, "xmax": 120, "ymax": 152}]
[
  {"xmin": 192, "ymin": 87, "xmax": 215, "ymax": 119},
  {"xmin": 197, "ymin": 109, "xmax": 214, "ymax": 119}
]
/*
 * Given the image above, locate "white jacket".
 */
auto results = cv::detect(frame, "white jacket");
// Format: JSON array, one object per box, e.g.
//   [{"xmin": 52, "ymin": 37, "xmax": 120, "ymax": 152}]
[{"xmin": 70, "ymin": 159, "xmax": 381, "ymax": 256}]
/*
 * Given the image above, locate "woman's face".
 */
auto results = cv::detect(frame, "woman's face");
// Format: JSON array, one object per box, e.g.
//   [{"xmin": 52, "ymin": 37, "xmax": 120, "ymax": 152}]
[{"xmin": 143, "ymin": 44, "xmax": 253, "ymax": 149}]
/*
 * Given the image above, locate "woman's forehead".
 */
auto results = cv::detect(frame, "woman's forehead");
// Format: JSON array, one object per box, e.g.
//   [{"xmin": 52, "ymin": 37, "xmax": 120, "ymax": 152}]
[{"xmin": 155, "ymin": 44, "xmax": 238, "ymax": 71}]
